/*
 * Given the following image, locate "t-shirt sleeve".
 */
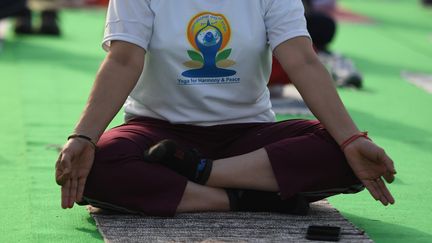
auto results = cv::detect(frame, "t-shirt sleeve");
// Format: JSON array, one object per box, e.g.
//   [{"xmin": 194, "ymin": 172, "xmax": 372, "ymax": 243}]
[
  {"xmin": 102, "ymin": 0, "xmax": 154, "ymax": 51},
  {"xmin": 264, "ymin": 0, "xmax": 310, "ymax": 51}
]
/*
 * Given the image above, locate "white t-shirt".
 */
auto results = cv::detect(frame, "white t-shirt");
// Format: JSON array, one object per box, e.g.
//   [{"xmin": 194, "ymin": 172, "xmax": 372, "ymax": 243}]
[{"xmin": 103, "ymin": 0, "xmax": 310, "ymax": 126}]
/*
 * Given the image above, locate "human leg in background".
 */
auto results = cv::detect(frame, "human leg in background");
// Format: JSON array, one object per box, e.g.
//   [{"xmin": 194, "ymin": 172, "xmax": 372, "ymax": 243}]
[
  {"xmin": 30, "ymin": 0, "xmax": 62, "ymax": 35},
  {"xmin": 268, "ymin": 8, "xmax": 363, "ymax": 94},
  {"xmin": 16, "ymin": 0, "xmax": 62, "ymax": 35},
  {"xmin": 306, "ymin": 11, "xmax": 363, "ymax": 88},
  {"xmin": 422, "ymin": 0, "xmax": 432, "ymax": 6},
  {"xmin": 305, "ymin": 11, "xmax": 363, "ymax": 88},
  {"xmin": 306, "ymin": 12, "xmax": 336, "ymax": 53},
  {"xmin": 14, "ymin": 7, "xmax": 33, "ymax": 34},
  {"xmin": 0, "ymin": 0, "xmax": 27, "ymax": 35}
]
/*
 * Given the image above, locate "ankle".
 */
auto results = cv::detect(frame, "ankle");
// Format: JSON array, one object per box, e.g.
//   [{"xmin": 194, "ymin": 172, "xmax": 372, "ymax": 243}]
[
  {"xmin": 195, "ymin": 159, "xmax": 213, "ymax": 184},
  {"xmin": 143, "ymin": 139, "xmax": 213, "ymax": 184}
]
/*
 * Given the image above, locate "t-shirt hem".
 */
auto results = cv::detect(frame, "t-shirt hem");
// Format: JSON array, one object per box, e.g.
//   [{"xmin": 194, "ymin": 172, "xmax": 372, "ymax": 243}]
[{"xmin": 124, "ymin": 112, "xmax": 276, "ymax": 127}]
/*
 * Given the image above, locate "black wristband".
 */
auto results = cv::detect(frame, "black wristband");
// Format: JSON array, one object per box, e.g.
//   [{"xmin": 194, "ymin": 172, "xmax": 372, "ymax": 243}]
[{"xmin": 68, "ymin": 134, "xmax": 97, "ymax": 149}]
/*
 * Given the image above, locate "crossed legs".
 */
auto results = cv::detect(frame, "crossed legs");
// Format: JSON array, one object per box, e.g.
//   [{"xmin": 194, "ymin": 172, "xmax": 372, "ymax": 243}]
[
  {"xmin": 177, "ymin": 148, "xmax": 278, "ymax": 213},
  {"xmin": 83, "ymin": 118, "xmax": 362, "ymax": 216},
  {"xmin": 206, "ymin": 148, "xmax": 279, "ymax": 191}
]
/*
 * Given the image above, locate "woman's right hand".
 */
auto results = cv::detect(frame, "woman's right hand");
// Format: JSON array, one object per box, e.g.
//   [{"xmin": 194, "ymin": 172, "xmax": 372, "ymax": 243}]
[
  {"xmin": 54, "ymin": 41, "xmax": 145, "ymax": 209},
  {"xmin": 55, "ymin": 138, "xmax": 96, "ymax": 209},
  {"xmin": 343, "ymin": 138, "xmax": 396, "ymax": 206}
]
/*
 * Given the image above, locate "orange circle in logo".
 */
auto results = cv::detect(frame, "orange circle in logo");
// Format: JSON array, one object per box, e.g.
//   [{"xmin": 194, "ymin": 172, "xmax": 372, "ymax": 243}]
[{"xmin": 187, "ymin": 12, "xmax": 231, "ymax": 51}]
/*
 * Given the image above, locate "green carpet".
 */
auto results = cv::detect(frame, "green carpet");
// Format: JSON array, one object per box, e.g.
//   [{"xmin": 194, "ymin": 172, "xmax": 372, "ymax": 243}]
[
  {"xmin": 329, "ymin": 1, "xmax": 432, "ymax": 242},
  {"xmin": 0, "ymin": 10, "xmax": 111, "ymax": 243},
  {"xmin": 0, "ymin": 0, "xmax": 431, "ymax": 242},
  {"xmin": 280, "ymin": 1, "xmax": 432, "ymax": 242}
]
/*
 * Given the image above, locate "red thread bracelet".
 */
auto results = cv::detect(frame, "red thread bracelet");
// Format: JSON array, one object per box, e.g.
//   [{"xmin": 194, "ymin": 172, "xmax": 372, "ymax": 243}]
[{"xmin": 340, "ymin": 131, "xmax": 371, "ymax": 151}]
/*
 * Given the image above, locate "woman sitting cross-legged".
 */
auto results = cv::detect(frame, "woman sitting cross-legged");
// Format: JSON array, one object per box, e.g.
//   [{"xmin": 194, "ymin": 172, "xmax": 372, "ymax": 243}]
[{"xmin": 55, "ymin": 0, "xmax": 396, "ymax": 217}]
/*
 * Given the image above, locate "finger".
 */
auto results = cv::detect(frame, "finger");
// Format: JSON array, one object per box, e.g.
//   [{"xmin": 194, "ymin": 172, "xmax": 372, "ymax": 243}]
[
  {"xmin": 76, "ymin": 177, "xmax": 87, "ymax": 203},
  {"xmin": 369, "ymin": 178, "xmax": 389, "ymax": 206},
  {"xmin": 376, "ymin": 178, "xmax": 395, "ymax": 204},
  {"xmin": 61, "ymin": 152, "xmax": 73, "ymax": 172},
  {"xmin": 383, "ymin": 170, "xmax": 395, "ymax": 184},
  {"xmin": 374, "ymin": 178, "xmax": 393, "ymax": 206},
  {"xmin": 371, "ymin": 182, "xmax": 387, "ymax": 205},
  {"xmin": 61, "ymin": 180, "xmax": 71, "ymax": 209},
  {"xmin": 56, "ymin": 169, "xmax": 71, "ymax": 186},
  {"xmin": 69, "ymin": 178, "xmax": 79, "ymax": 208},
  {"xmin": 377, "ymin": 148, "xmax": 396, "ymax": 174},
  {"xmin": 55, "ymin": 154, "xmax": 66, "ymax": 185},
  {"xmin": 376, "ymin": 186, "xmax": 389, "ymax": 206},
  {"xmin": 363, "ymin": 180, "xmax": 380, "ymax": 201},
  {"xmin": 56, "ymin": 153, "xmax": 72, "ymax": 186},
  {"xmin": 55, "ymin": 153, "xmax": 62, "ymax": 169}
]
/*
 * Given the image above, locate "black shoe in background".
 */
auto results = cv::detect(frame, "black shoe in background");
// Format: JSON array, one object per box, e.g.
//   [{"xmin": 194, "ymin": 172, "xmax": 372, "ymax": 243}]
[
  {"xmin": 14, "ymin": 7, "xmax": 32, "ymax": 34},
  {"xmin": 40, "ymin": 10, "xmax": 60, "ymax": 36}
]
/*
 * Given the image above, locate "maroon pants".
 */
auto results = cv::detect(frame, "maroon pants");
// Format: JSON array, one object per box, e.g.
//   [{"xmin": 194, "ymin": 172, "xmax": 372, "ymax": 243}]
[{"xmin": 83, "ymin": 117, "xmax": 362, "ymax": 216}]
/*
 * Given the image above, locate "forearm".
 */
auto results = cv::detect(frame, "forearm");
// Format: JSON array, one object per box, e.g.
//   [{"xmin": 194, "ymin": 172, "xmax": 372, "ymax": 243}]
[
  {"xmin": 289, "ymin": 59, "xmax": 359, "ymax": 144},
  {"xmin": 73, "ymin": 45, "xmax": 144, "ymax": 142},
  {"xmin": 274, "ymin": 37, "xmax": 359, "ymax": 144}
]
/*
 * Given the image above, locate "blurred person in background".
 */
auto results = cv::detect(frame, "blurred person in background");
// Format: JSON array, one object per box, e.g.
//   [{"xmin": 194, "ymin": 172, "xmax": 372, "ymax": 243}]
[
  {"xmin": 0, "ymin": 0, "xmax": 27, "ymax": 19},
  {"xmin": 423, "ymin": 0, "xmax": 432, "ymax": 6},
  {"xmin": 0, "ymin": 0, "xmax": 27, "ymax": 51},
  {"xmin": 305, "ymin": 0, "xmax": 363, "ymax": 88},
  {"xmin": 269, "ymin": 0, "xmax": 363, "ymax": 97},
  {"xmin": 15, "ymin": 0, "xmax": 62, "ymax": 36}
]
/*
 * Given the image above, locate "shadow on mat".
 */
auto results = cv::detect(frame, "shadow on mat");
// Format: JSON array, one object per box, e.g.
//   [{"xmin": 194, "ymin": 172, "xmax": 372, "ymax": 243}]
[
  {"xmin": 278, "ymin": 108, "xmax": 432, "ymax": 154},
  {"xmin": 348, "ymin": 108, "xmax": 432, "ymax": 153},
  {"xmin": 0, "ymin": 39, "xmax": 103, "ymax": 74},
  {"xmin": 342, "ymin": 212, "xmax": 432, "ymax": 243},
  {"xmin": 75, "ymin": 216, "xmax": 103, "ymax": 241},
  {"xmin": 346, "ymin": 53, "xmax": 431, "ymax": 77}
]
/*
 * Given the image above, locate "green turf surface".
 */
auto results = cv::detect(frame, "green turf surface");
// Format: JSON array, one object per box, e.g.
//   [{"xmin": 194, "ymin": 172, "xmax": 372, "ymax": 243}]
[
  {"xmin": 281, "ymin": 1, "xmax": 432, "ymax": 242},
  {"xmin": 330, "ymin": 1, "xmax": 432, "ymax": 242},
  {"xmin": 0, "ymin": 10, "xmax": 109, "ymax": 243},
  {"xmin": 0, "ymin": 1, "xmax": 431, "ymax": 242}
]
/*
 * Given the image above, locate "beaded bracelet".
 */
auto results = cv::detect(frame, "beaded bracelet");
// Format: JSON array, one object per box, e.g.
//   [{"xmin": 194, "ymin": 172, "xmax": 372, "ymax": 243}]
[
  {"xmin": 68, "ymin": 134, "xmax": 97, "ymax": 149},
  {"xmin": 340, "ymin": 131, "xmax": 371, "ymax": 151}
]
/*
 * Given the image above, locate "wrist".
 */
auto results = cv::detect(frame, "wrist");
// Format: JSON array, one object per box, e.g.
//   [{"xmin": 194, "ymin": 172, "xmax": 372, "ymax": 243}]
[
  {"xmin": 73, "ymin": 127, "xmax": 101, "ymax": 143},
  {"xmin": 340, "ymin": 131, "xmax": 371, "ymax": 151},
  {"xmin": 68, "ymin": 134, "xmax": 97, "ymax": 149}
]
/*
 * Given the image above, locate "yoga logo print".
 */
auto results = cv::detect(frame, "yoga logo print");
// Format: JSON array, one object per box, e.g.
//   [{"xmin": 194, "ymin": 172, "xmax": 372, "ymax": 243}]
[{"xmin": 182, "ymin": 12, "xmax": 237, "ymax": 78}]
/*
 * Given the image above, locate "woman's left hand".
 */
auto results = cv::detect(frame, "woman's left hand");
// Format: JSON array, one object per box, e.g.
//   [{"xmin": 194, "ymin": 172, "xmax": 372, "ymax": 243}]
[{"xmin": 343, "ymin": 137, "xmax": 396, "ymax": 206}]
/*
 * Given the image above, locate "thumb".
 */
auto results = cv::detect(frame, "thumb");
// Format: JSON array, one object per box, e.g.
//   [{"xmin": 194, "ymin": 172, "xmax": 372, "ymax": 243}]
[
  {"xmin": 361, "ymin": 142, "xmax": 396, "ymax": 183},
  {"xmin": 379, "ymin": 150, "xmax": 396, "ymax": 174},
  {"xmin": 378, "ymin": 151, "xmax": 396, "ymax": 183}
]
